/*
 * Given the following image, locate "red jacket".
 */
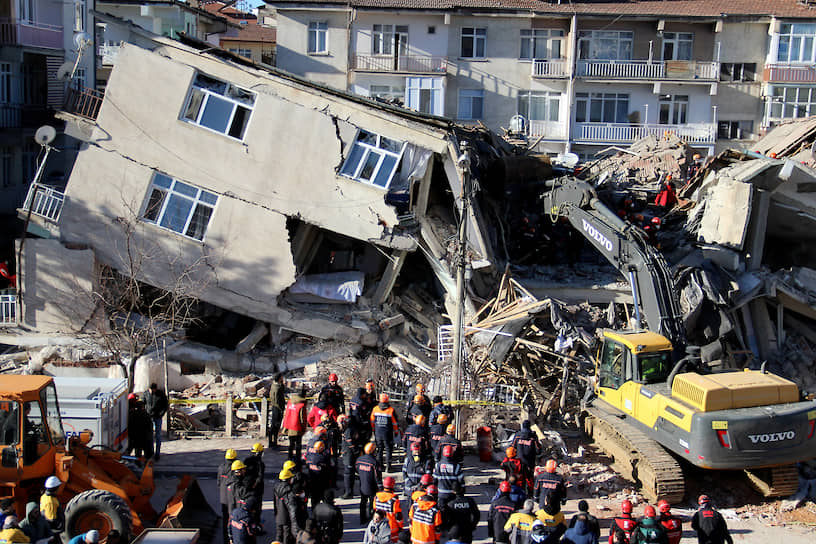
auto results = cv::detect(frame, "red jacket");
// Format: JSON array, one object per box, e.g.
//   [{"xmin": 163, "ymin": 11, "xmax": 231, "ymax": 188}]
[
  {"xmin": 307, "ymin": 403, "xmax": 338, "ymax": 429},
  {"xmin": 282, "ymin": 396, "xmax": 307, "ymax": 433},
  {"xmin": 659, "ymin": 514, "xmax": 682, "ymax": 544}
]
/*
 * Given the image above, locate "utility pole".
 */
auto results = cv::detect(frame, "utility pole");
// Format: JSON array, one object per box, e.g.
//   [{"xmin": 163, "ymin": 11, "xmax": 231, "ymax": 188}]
[{"xmin": 451, "ymin": 140, "xmax": 471, "ymax": 440}]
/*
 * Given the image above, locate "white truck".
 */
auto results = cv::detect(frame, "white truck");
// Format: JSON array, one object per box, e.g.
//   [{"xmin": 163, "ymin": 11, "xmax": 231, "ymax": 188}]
[{"xmin": 53, "ymin": 376, "xmax": 129, "ymax": 450}]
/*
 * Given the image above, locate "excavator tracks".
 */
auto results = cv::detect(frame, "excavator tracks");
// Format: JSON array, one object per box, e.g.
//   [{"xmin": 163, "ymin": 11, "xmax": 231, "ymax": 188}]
[
  {"xmin": 585, "ymin": 407, "xmax": 685, "ymax": 503},
  {"xmin": 744, "ymin": 465, "xmax": 801, "ymax": 498}
]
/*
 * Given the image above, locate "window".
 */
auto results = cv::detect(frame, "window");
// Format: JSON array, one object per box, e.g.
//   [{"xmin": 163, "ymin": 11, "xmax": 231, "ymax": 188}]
[
  {"xmin": 21, "ymin": 144, "xmax": 37, "ymax": 188},
  {"xmin": 369, "ymin": 84, "xmax": 404, "ymax": 105},
  {"xmin": 1, "ymin": 147, "xmax": 11, "ymax": 188},
  {"xmin": 461, "ymin": 28, "xmax": 486, "ymax": 59},
  {"xmin": 74, "ymin": 0, "xmax": 85, "ymax": 32},
  {"xmin": 372, "ymin": 24, "xmax": 408, "ymax": 56},
  {"xmin": 405, "ymin": 77, "xmax": 444, "ymax": 116},
  {"xmin": 769, "ymin": 86, "xmax": 816, "ymax": 119},
  {"xmin": 575, "ymin": 92, "xmax": 629, "ymax": 123},
  {"xmin": 141, "ymin": 172, "xmax": 218, "ymax": 241},
  {"xmin": 599, "ymin": 341, "xmax": 625, "ymax": 389},
  {"xmin": 578, "ymin": 30, "xmax": 633, "ymax": 60},
  {"xmin": 22, "ymin": 400, "xmax": 49, "ymax": 465},
  {"xmin": 638, "ymin": 352, "xmax": 672, "ymax": 384},
  {"xmin": 41, "ymin": 384, "xmax": 64, "ymax": 447},
  {"xmin": 658, "ymin": 95, "xmax": 688, "ymax": 124},
  {"xmin": 457, "ymin": 89, "xmax": 484, "ymax": 120},
  {"xmin": 0, "ymin": 63, "xmax": 12, "ymax": 104},
  {"xmin": 718, "ymin": 120, "xmax": 754, "ymax": 139},
  {"xmin": 182, "ymin": 73, "xmax": 255, "ymax": 140},
  {"xmin": 661, "ymin": 32, "xmax": 693, "ymax": 61},
  {"xmin": 340, "ymin": 130, "xmax": 405, "ymax": 189},
  {"xmin": 518, "ymin": 91, "xmax": 560, "ymax": 122},
  {"xmin": 520, "ymin": 29, "xmax": 564, "ymax": 60},
  {"xmin": 777, "ymin": 23, "xmax": 816, "ymax": 63},
  {"xmin": 75, "ymin": 68, "xmax": 86, "ymax": 89},
  {"xmin": 19, "ymin": 0, "xmax": 35, "ymax": 23},
  {"xmin": 229, "ymin": 48, "xmax": 253, "ymax": 60},
  {"xmin": 308, "ymin": 22, "xmax": 328, "ymax": 54},
  {"xmin": 720, "ymin": 63, "xmax": 756, "ymax": 82}
]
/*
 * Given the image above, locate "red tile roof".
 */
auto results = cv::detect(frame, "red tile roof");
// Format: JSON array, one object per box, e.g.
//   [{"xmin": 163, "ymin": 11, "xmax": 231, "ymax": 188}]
[{"xmin": 202, "ymin": 1, "xmax": 276, "ymax": 44}]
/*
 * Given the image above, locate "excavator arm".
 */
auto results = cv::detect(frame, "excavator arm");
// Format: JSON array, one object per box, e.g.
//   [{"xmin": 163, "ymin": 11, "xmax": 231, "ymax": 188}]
[{"xmin": 542, "ymin": 177, "xmax": 686, "ymax": 350}]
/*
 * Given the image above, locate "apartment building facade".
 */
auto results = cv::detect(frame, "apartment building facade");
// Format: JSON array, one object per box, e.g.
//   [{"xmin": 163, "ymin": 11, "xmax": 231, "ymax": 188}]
[{"xmin": 269, "ymin": 0, "xmax": 816, "ymax": 156}]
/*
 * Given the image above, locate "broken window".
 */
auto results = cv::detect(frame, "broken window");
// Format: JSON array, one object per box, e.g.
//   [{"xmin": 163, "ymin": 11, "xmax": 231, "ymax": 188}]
[
  {"xmin": 461, "ymin": 27, "xmax": 487, "ymax": 59},
  {"xmin": 308, "ymin": 22, "xmax": 328, "ymax": 54},
  {"xmin": 141, "ymin": 172, "xmax": 218, "ymax": 241},
  {"xmin": 717, "ymin": 120, "xmax": 753, "ymax": 139},
  {"xmin": 340, "ymin": 130, "xmax": 406, "ymax": 189},
  {"xmin": 520, "ymin": 29, "xmax": 564, "ymax": 60},
  {"xmin": 720, "ymin": 62, "xmax": 756, "ymax": 82},
  {"xmin": 182, "ymin": 73, "xmax": 255, "ymax": 140},
  {"xmin": 370, "ymin": 84, "xmax": 405, "ymax": 105},
  {"xmin": 457, "ymin": 89, "xmax": 484, "ymax": 120}
]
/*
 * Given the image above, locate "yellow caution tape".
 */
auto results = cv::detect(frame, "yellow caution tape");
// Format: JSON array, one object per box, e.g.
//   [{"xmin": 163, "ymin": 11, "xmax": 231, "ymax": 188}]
[
  {"xmin": 443, "ymin": 400, "xmax": 521, "ymax": 407},
  {"xmin": 169, "ymin": 397, "xmax": 265, "ymax": 405}
]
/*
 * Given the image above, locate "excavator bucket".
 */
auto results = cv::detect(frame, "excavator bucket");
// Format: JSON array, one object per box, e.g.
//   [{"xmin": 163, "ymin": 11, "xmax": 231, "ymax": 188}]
[{"xmin": 157, "ymin": 476, "xmax": 218, "ymax": 543}]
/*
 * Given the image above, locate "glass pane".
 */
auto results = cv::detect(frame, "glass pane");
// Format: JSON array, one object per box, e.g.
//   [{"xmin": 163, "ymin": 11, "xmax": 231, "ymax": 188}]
[
  {"xmin": 143, "ymin": 188, "xmax": 166, "ymax": 222},
  {"xmin": 341, "ymin": 143, "xmax": 365, "ymax": 177},
  {"xmin": 0, "ymin": 400, "xmax": 19, "ymax": 445},
  {"xmin": 194, "ymin": 74, "xmax": 227, "ymax": 94},
  {"xmin": 199, "ymin": 95, "xmax": 233, "ymax": 133},
  {"xmin": 791, "ymin": 36, "xmax": 802, "ymax": 61},
  {"xmin": 23, "ymin": 400, "xmax": 48, "ymax": 465},
  {"xmin": 185, "ymin": 204, "xmax": 213, "ymax": 240},
  {"xmin": 678, "ymin": 42, "xmax": 692, "ymax": 60},
  {"xmin": 476, "ymin": 38, "xmax": 485, "ymax": 58},
  {"xmin": 590, "ymin": 99, "xmax": 602, "ymax": 122},
  {"xmin": 200, "ymin": 191, "xmax": 218, "ymax": 205},
  {"xmin": 153, "ymin": 173, "xmax": 172, "ymax": 189},
  {"xmin": 530, "ymin": 96, "xmax": 547, "ymax": 120},
  {"xmin": 549, "ymin": 97, "xmax": 559, "ymax": 121},
  {"xmin": 173, "ymin": 181, "xmax": 198, "ymax": 198},
  {"xmin": 184, "ymin": 88, "xmax": 204, "ymax": 121},
  {"xmin": 160, "ymin": 193, "xmax": 194, "ymax": 233},
  {"xmin": 359, "ymin": 130, "xmax": 377, "ymax": 146},
  {"xmin": 616, "ymin": 99, "xmax": 629, "ymax": 123},
  {"xmin": 42, "ymin": 385, "xmax": 64, "ymax": 447},
  {"xmin": 308, "ymin": 30, "xmax": 317, "ymax": 52},
  {"xmin": 227, "ymin": 85, "xmax": 255, "ymax": 106},
  {"xmin": 373, "ymin": 154, "xmax": 397, "ymax": 187},
  {"xmin": 778, "ymin": 37, "xmax": 790, "ymax": 62},
  {"xmin": 472, "ymin": 95, "xmax": 483, "ymax": 118},
  {"xmin": 379, "ymin": 136, "xmax": 402, "ymax": 153},
  {"xmin": 520, "ymin": 38, "xmax": 531, "ymax": 59},
  {"xmin": 228, "ymin": 106, "xmax": 250, "ymax": 139},
  {"xmin": 518, "ymin": 93, "xmax": 529, "ymax": 118},
  {"xmin": 462, "ymin": 36, "xmax": 474, "ymax": 57},
  {"xmin": 359, "ymin": 151, "xmax": 380, "ymax": 181}
]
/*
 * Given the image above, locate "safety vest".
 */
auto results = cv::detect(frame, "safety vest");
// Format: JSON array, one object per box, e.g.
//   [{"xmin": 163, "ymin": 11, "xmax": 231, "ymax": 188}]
[
  {"xmin": 409, "ymin": 499, "xmax": 442, "ymax": 544},
  {"xmin": 375, "ymin": 491, "xmax": 402, "ymax": 542},
  {"xmin": 608, "ymin": 515, "xmax": 637, "ymax": 544},
  {"xmin": 371, "ymin": 405, "xmax": 398, "ymax": 432},
  {"xmin": 660, "ymin": 515, "xmax": 682, "ymax": 544}
]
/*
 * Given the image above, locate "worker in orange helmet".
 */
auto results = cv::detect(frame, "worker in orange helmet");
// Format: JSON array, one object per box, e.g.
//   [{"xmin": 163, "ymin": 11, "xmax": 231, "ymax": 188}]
[
  {"xmin": 403, "ymin": 413, "xmax": 431, "ymax": 462},
  {"xmin": 533, "ymin": 459, "xmax": 565, "ymax": 513},
  {"xmin": 406, "ymin": 384, "xmax": 431, "ymax": 425},
  {"xmin": 657, "ymin": 500, "xmax": 682, "ymax": 544},
  {"xmin": 370, "ymin": 393, "xmax": 400, "ymax": 472},
  {"xmin": 436, "ymin": 424, "xmax": 463, "ymax": 464},
  {"xmin": 356, "ymin": 442, "xmax": 382, "ymax": 524},
  {"xmin": 500, "ymin": 447, "xmax": 525, "ymax": 488}
]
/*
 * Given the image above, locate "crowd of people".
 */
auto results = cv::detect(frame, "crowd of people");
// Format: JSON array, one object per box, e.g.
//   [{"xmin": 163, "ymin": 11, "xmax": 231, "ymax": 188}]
[{"xmin": 217, "ymin": 374, "xmax": 734, "ymax": 544}]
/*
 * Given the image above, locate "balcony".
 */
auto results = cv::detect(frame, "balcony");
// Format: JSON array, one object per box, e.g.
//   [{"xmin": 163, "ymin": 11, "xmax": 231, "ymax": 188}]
[
  {"xmin": 98, "ymin": 44, "xmax": 121, "ymax": 67},
  {"xmin": 528, "ymin": 120, "xmax": 568, "ymax": 140},
  {"xmin": 23, "ymin": 183, "xmax": 65, "ymax": 222},
  {"xmin": 763, "ymin": 63, "xmax": 816, "ymax": 83},
  {"xmin": 575, "ymin": 122, "xmax": 716, "ymax": 144},
  {"xmin": 576, "ymin": 60, "xmax": 719, "ymax": 81},
  {"xmin": 0, "ymin": 18, "xmax": 63, "ymax": 50},
  {"xmin": 352, "ymin": 54, "xmax": 447, "ymax": 74},
  {"xmin": 64, "ymin": 85, "xmax": 104, "ymax": 121},
  {"xmin": 531, "ymin": 59, "xmax": 570, "ymax": 78},
  {"xmin": 0, "ymin": 291, "xmax": 16, "ymax": 326}
]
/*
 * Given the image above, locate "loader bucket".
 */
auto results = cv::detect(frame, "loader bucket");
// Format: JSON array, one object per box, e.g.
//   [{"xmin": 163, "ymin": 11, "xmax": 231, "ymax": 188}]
[{"xmin": 157, "ymin": 476, "xmax": 218, "ymax": 543}]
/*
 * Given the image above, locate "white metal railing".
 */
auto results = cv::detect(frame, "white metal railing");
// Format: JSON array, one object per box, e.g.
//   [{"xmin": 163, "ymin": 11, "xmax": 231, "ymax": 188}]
[
  {"xmin": 0, "ymin": 293, "xmax": 16, "ymax": 326},
  {"xmin": 531, "ymin": 59, "xmax": 570, "ymax": 78},
  {"xmin": 575, "ymin": 122, "xmax": 716, "ymax": 144},
  {"xmin": 98, "ymin": 44, "xmax": 121, "ymax": 66},
  {"xmin": 528, "ymin": 120, "xmax": 568, "ymax": 140},
  {"xmin": 576, "ymin": 59, "xmax": 719, "ymax": 80},
  {"xmin": 353, "ymin": 54, "xmax": 447, "ymax": 73},
  {"xmin": 23, "ymin": 183, "xmax": 65, "ymax": 222},
  {"xmin": 763, "ymin": 63, "xmax": 816, "ymax": 83}
]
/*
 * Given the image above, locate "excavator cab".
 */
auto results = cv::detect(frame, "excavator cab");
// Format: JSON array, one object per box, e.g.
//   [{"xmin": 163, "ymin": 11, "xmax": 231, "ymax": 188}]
[{"xmin": 597, "ymin": 330, "xmax": 674, "ymax": 388}]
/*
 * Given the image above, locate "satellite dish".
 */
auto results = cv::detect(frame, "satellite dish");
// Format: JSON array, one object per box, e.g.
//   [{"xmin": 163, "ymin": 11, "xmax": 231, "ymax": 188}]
[
  {"xmin": 56, "ymin": 61, "xmax": 74, "ymax": 81},
  {"xmin": 34, "ymin": 125, "xmax": 56, "ymax": 146},
  {"xmin": 509, "ymin": 114, "xmax": 527, "ymax": 134},
  {"xmin": 556, "ymin": 152, "xmax": 580, "ymax": 169},
  {"xmin": 74, "ymin": 32, "xmax": 90, "ymax": 50}
]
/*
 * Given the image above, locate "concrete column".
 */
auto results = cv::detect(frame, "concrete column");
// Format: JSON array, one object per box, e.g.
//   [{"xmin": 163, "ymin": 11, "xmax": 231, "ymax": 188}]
[
  {"xmin": 746, "ymin": 189, "xmax": 770, "ymax": 271},
  {"xmin": 225, "ymin": 394, "xmax": 233, "ymax": 436},
  {"xmin": 260, "ymin": 397, "xmax": 268, "ymax": 438}
]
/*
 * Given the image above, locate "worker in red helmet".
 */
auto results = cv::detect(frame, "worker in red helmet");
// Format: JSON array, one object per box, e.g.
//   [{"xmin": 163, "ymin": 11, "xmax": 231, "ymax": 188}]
[
  {"xmin": 404, "ymin": 414, "xmax": 431, "ymax": 462},
  {"xmin": 656, "ymin": 500, "xmax": 682, "ymax": 544},
  {"xmin": 411, "ymin": 473, "xmax": 435, "ymax": 503},
  {"xmin": 609, "ymin": 499, "xmax": 637, "ymax": 544},
  {"xmin": 370, "ymin": 393, "xmax": 400, "ymax": 472},
  {"xmin": 403, "ymin": 442, "xmax": 432, "ymax": 499},
  {"xmin": 488, "ymin": 481, "xmax": 516, "ymax": 544},
  {"xmin": 374, "ymin": 476, "xmax": 402, "ymax": 543},
  {"xmin": 691, "ymin": 495, "xmax": 733, "ymax": 544},
  {"xmin": 630, "ymin": 505, "xmax": 668, "ymax": 544},
  {"xmin": 533, "ymin": 459, "xmax": 565, "ymax": 512},
  {"xmin": 432, "ymin": 444, "xmax": 465, "ymax": 507},
  {"xmin": 408, "ymin": 483, "xmax": 442, "ymax": 544},
  {"xmin": 436, "ymin": 424, "xmax": 463, "ymax": 464},
  {"xmin": 321, "ymin": 373, "xmax": 345, "ymax": 415}
]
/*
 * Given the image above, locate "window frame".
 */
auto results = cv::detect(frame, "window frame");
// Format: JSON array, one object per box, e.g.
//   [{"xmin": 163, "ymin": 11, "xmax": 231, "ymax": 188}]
[
  {"xmin": 777, "ymin": 23, "xmax": 816, "ymax": 63},
  {"xmin": 717, "ymin": 120, "xmax": 754, "ymax": 140},
  {"xmin": 140, "ymin": 172, "xmax": 219, "ymax": 242},
  {"xmin": 661, "ymin": 32, "xmax": 693, "ymax": 61},
  {"xmin": 372, "ymin": 24, "xmax": 408, "ymax": 56},
  {"xmin": 73, "ymin": 0, "xmax": 86, "ymax": 32},
  {"xmin": 181, "ymin": 72, "xmax": 256, "ymax": 141},
  {"xmin": 519, "ymin": 29, "xmax": 564, "ymax": 60},
  {"xmin": 460, "ymin": 27, "xmax": 487, "ymax": 59},
  {"xmin": 768, "ymin": 85, "xmax": 816, "ymax": 120},
  {"xmin": 720, "ymin": 62, "xmax": 756, "ymax": 82},
  {"xmin": 577, "ymin": 30, "xmax": 634, "ymax": 61},
  {"xmin": 518, "ymin": 91, "xmax": 561, "ymax": 122},
  {"xmin": 457, "ymin": 89, "xmax": 484, "ymax": 121},
  {"xmin": 575, "ymin": 92, "xmax": 630, "ymax": 123},
  {"xmin": 339, "ymin": 129, "xmax": 406, "ymax": 190},
  {"xmin": 308, "ymin": 21, "xmax": 329, "ymax": 54}
]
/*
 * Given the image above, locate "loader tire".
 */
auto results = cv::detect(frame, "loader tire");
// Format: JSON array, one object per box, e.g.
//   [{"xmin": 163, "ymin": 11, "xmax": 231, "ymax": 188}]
[{"xmin": 65, "ymin": 489, "xmax": 133, "ymax": 542}]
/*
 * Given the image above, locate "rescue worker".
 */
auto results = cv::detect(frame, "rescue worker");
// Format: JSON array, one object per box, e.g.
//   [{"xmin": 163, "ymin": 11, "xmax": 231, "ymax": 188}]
[
  {"xmin": 569, "ymin": 500, "xmax": 601, "ymax": 542},
  {"xmin": 442, "ymin": 483, "xmax": 479, "ymax": 544},
  {"xmin": 657, "ymin": 500, "xmax": 682, "ymax": 544},
  {"xmin": 631, "ymin": 505, "xmax": 668, "ymax": 544},
  {"xmin": 437, "ymin": 424, "xmax": 463, "ymax": 464},
  {"xmin": 244, "ymin": 443, "xmax": 266, "ymax": 505},
  {"xmin": 320, "ymin": 373, "xmax": 345, "ymax": 414},
  {"xmin": 533, "ymin": 493, "xmax": 566, "ymax": 542},
  {"xmin": 67, "ymin": 530, "xmax": 99, "ymax": 544},
  {"xmin": 305, "ymin": 440, "xmax": 332, "ymax": 508},
  {"xmin": 322, "ymin": 414, "xmax": 342, "ymax": 488},
  {"xmin": 510, "ymin": 421, "xmax": 541, "ymax": 476},
  {"xmin": 490, "ymin": 475, "xmax": 526, "ymax": 510},
  {"xmin": 428, "ymin": 396, "xmax": 453, "ymax": 427},
  {"xmin": 405, "ymin": 384, "xmax": 431, "ymax": 425},
  {"xmin": 403, "ymin": 442, "xmax": 432, "ymax": 499},
  {"xmin": 403, "ymin": 414, "xmax": 431, "ymax": 461},
  {"xmin": 359, "ymin": 379, "xmax": 377, "ymax": 443},
  {"xmin": 230, "ymin": 496, "xmax": 262, "ymax": 544},
  {"xmin": 356, "ymin": 442, "xmax": 383, "ymax": 524},
  {"xmin": 143, "ymin": 382, "xmax": 168, "ymax": 460},
  {"xmin": 370, "ymin": 393, "xmax": 400, "ymax": 472},
  {"xmin": 307, "ymin": 392, "xmax": 338, "ymax": 429},
  {"xmin": 19, "ymin": 502, "xmax": 54, "ymax": 544},
  {"xmin": 349, "ymin": 388, "xmax": 368, "ymax": 430},
  {"xmin": 412, "ymin": 473, "xmax": 435, "ymax": 503},
  {"xmin": 228, "ymin": 460, "xmax": 252, "ymax": 513},
  {"xmin": 487, "ymin": 481, "xmax": 515, "ymax": 544},
  {"xmin": 609, "ymin": 499, "xmax": 638, "ymax": 544},
  {"xmin": 0, "ymin": 516, "xmax": 30, "ymax": 544},
  {"xmin": 312, "ymin": 489, "xmax": 343, "ymax": 544},
  {"xmin": 274, "ymin": 463, "xmax": 302, "ymax": 544},
  {"xmin": 562, "ymin": 512, "xmax": 598, "ymax": 544},
  {"xmin": 40, "ymin": 476, "xmax": 64, "ymax": 533},
  {"xmin": 307, "ymin": 425, "xmax": 328, "ymax": 452},
  {"xmin": 365, "ymin": 510, "xmax": 393, "ymax": 544},
  {"xmin": 691, "ymin": 495, "xmax": 733, "ymax": 544},
  {"xmin": 500, "ymin": 447, "xmax": 525, "ymax": 486},
  {"xmin": 503, "ymin": 499, "xmax": 536, "ymax": 544},
  {"xmin": 340, "ymin": 414, "xmax": 361, "ymax": 499},
  {"xmin": 533, "ymin": 460, "xmax": 565, "ymax": 511},
  {"xmin": 269, "ymin": 374, "xmax": 287, "ymax": 448},
  {"xmin": 374, "ymin": 476, "xmax": 403, "ymax": 543},
  {"xmin": 219, "ymin": 449, "xmax": 238, "ymax": 544},
  {"xmin": 408, "ymin": 485, "xmax": 443, "ymax": 544},
  {"xmin": 428, "ymin": 413, "xmax": 447, "ymax": 461},
  {"xmin": 433, "ymin": 444, "xmax": 465, "ymax": 507},
  {"xmin": 282, "ymin": 386, "xmax": 309, "ymax": 460}
]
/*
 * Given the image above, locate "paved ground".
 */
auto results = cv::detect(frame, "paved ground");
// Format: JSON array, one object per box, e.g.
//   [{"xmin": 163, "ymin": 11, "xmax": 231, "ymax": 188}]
[{"xmin": 151, "ymin": 435, "xmax": 816, "ymax": 544}]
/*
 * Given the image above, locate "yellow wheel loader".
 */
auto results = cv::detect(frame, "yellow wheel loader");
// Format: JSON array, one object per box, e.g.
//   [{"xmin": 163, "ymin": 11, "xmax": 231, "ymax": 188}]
[{"xmin": 0, "ymin": 375, "xmax": 215, "ymax": 541}]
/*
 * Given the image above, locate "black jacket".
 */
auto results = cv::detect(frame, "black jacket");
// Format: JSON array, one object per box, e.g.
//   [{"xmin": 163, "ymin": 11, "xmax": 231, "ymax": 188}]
[
  {"xmin": 511, "ymin": 428, "xmax": 541, "ymax": 469},
  {"xmin": 443, "ymin": 494, "xmax": 479, "ymax": 543},
  {"xmin": 244, "ymin": 454, "xmax": 265, "ymax": 497},
  {"xmin": 230, "ymin": 507, "xmax": 261, "ymax": 544},
  {"xmin": 355, "ymin": 454, "xmax": 382, "ymax": 496},
  {"xmin": 274, "ymin": 480, "xmax": 301, "ymax": 532},
  {"xmin": 533, "ymin": 472, "xmax": 566, "ymax": 509},
  {"xmin": 312, "ymin": 502, "xmax": 343, "ymax": 544},
  {"xmin": 321, "ymin": 384, "xmax": 345, "ymax": 414},
  {"xmin": 691, "ymin": 507, "xmax": 733, "ymax": 544},
  {"xmin": 487, "ymin": 494, "xmax": 515, "ymax": 543},
  {"xmin": 228, "ymin": 472, "xmax": 253, "ymax": 512},
  {"xmin": 403, "ymin": 423, "xmax": 430, "ymax": 458},
  {"xmin": 218, "ymin": 459, "xmax": 233, "ymax": 505},
  {"xmin": 144, "ymin": 389, "xmax": 168, "ymax": 419},
  {"xmin": 437, "ymin": 435, "xmax": 464, "ymax": 463}
]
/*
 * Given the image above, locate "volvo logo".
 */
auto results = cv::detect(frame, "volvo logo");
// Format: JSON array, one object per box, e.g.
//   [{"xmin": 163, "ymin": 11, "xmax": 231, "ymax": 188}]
[
  {"xmin": 581, "ymin": 219, "xmax": 613, "ymax": 252},
  {"xmin": 747, "ymin": 430, "xmax": 795, "ymax": 443}
]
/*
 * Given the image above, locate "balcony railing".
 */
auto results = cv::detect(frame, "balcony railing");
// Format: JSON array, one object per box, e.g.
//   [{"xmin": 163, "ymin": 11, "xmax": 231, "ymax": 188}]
[
  {"xmin": 528, "ymin": 120, "xmax": 568, "ymax": 140},
  {"xmin": 531, "ymin": 59, "xmax": 570, "ymax": 78},
  {"xmin": 0, "ymin": 18, "xmax": 63, "ymax": 49},
  {"xmin": 352, "ymin": 54, "xmax": 447, "ymax": 73},
  {"xmin": 763, "ymin": 63, "xmax": 816, "ymax": 83},
  {"xmin": 575, "ymin": 122, "xmax": 716, "ymax": 144},
  {"xmin": 98, "ymin": 44, "xmax": 121, "ymax": 66},
  {"xmin": 64, "ymin": 85, "xmax": 104, "ymax": 120},
  {"xmin": 0, "ymin": 292, "xmax": 16, "ymax": 326},
  {"xmin": 576, "ymin": 59, "xmax": 719, "ymax": 81},
  {"xmin": 23, "ymin": 183, "xmax": 65, "ymax": 222}
]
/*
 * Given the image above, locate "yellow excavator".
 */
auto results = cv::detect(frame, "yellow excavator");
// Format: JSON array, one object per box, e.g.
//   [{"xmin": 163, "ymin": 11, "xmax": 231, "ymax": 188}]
[
  {"xmin": 543, "ymin": 177, "xmax": 816, "ymax": 502},
  {"xmin": 0, "ymin": 375, "xmax": 215, "ymax": 541}
]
